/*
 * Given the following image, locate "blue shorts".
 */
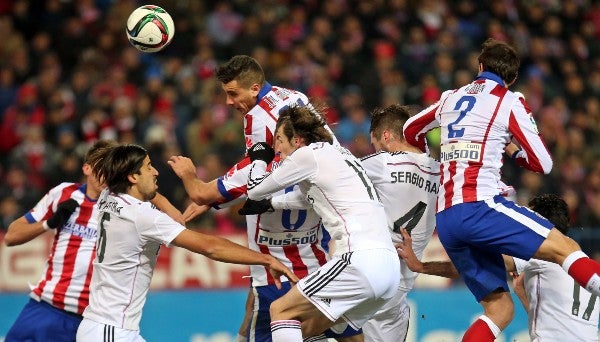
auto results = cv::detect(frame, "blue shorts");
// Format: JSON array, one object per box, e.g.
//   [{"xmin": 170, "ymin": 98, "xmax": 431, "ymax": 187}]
[
  {"xmin": 6, "ymin": 298, "xmax": 82, "ymax": 342},
  {"xmin": 248, "ymin": 282, "xmax": 361, "ymax": 341},
  {"xmin": 437, "ymin": 195, "xmax": 553, "ymax": 302}
]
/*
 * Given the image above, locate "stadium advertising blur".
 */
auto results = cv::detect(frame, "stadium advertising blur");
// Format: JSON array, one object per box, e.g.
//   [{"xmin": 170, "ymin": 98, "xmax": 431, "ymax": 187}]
[{"xmin": 0, "ymin": 232, "xmax": 539, "ymax": 341}]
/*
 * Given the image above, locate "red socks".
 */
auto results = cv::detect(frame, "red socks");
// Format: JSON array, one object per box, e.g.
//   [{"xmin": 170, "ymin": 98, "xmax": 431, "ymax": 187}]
[{"xmin": 462, "ymin": 316, "xmax": 498, "ymax": 342}]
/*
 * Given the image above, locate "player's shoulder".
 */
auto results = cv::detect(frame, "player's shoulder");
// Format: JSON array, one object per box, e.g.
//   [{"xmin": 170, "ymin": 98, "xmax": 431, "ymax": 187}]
[
  {"xmin": 47, "ymin": 182, "xmax": 81, "ymax": 197},
  {"xmin": 361, "ymin": 151, "xmax": 388, "ymax": 162}
]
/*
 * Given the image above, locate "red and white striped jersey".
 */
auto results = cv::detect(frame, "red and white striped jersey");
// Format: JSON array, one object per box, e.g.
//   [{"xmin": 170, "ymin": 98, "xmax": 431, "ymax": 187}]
[
  {"xmin": 403, "ymin": 72, "xmax": 553, "ymax": 211},
  {"xmin": 25, "ymin": 182, "xmax": 99, "ymax": 315},
  {"xmin": 217, "ymin": 82, "xmax": 330, "ymax": 287},
  {"xmin": 243, "ymin": 82, "xmax": 309, "ymax": 151}
]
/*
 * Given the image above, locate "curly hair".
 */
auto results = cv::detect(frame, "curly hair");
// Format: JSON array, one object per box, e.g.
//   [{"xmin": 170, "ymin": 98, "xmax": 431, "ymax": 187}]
[{"xmin": 528, "ymin": 194, "xmax": 570, "ymax": 234}]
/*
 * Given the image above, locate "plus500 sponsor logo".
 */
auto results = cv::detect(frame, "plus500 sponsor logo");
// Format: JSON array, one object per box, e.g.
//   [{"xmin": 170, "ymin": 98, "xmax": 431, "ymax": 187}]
[{"xmin": 257, "ymin": 228, "xmax": 318, "ymax": 246}]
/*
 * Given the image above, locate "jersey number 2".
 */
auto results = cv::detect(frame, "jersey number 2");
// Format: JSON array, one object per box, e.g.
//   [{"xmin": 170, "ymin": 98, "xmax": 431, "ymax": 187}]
[{"xmin": 448, "ymin": 96, "xmax": 475, "ymax": 138}]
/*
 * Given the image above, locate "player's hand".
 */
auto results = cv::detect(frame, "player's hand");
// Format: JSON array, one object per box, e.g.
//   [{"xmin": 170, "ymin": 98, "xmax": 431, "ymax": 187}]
[
  {"xmin": 167, "ymin": 156, "xmax": 197, "ymax": 180},
  {"xmin": 511, "ymin": 272, "xmax": 527, "ymax": 301},
  {"xmin": 396, "ymin": 228, "xmax": 423, "ymax": 273},
  {"xmin": 247, "ymin": 142, "xmax": 275, "ymax": 164},
  {"xmin": 238, "ymin": 199, "xmax": 273, "ymax": 215},
  {"xmin": 182, "ymin": 202, "xmax": 210, "ymax": 222},
  {"xmin": 46, "ymin": 199, "xmax": 79, "ymax": 229},
  {"xmin": 266, "ymin": 256, "xmax": 299, "ymax": 289}
]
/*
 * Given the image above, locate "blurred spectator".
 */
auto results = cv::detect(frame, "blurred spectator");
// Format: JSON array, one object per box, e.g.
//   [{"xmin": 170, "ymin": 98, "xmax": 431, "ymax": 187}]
[{"xmin": 0, "ymin": 0, "xmax": 599, "ymax": 247}]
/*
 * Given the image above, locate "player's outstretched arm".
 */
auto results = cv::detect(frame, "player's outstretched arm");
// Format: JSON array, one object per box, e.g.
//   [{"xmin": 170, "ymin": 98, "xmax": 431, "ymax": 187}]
[
  {"xmin": 5, "ymin": 199, "xmax": 79, "ymax": 246},
  {"xmin": 4, "ymin": 217, "xmax": 47, "ymax": 246},
  {"xmin": 171, "ymin": 229, "xmax": 299, "ymax": 288},
  {"xmin": 397, "ymin": 228, "xmax": 460, "ymax": 279},
  {"xmin": 151, "ymin": 192, "xmax": 184, "ymax": 225},
  {"xmin": 167, "ymin": 155, "xmax": 224, "ymax": 205}
]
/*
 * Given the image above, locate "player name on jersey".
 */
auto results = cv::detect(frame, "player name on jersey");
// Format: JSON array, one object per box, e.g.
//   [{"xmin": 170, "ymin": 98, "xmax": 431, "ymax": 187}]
[{"xmin": 390, "ymin": 170, "xmax": 439, "ymax": 194}]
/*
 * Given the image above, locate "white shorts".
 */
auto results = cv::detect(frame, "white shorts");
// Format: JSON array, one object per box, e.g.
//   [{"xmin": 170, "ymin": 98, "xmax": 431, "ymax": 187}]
[
  {"xmin": 76, "ymin": 318, "xmax": 146, "ymax": 342},
  {"xmin": 298, "ymin": 248, "xmax": 400, "ymax": 331},
  {"xmin": 362, "ymin": 288, "xmax": 410, "ymax": 342}
]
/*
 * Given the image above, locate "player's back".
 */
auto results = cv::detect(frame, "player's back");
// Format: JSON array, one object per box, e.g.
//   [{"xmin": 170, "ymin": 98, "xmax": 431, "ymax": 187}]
[
  {"xmin": 292, "ymin": 143, "xmax": 395, "ymax": 256},
  {"xmin": 516, "ymin": 257, "xmax": 599, "ymax": 341},
  {"xmin": 28, "ymin": 182, "xmax": 99, "ymax": 315},
  {"xmin": 435, "ymin": 78, "xmax": 521, "ymax": 209},
  {"xmin": 361, "ymin": 151, "xmax": 440, "ymax": 291}
]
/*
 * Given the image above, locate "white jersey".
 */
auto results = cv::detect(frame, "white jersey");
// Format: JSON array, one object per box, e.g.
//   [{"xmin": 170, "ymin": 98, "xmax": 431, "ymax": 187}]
[
  {"xmin": 82, "ymin": 190, "xmax": 185, "ymax": 331},
  {"xmin": 514, "ymin": 257, "xmax": 599, "ymax": 342},
  {"xmin": 247, "ymin": 142, "xmax": 395, "ymax": 256},
  {"xmin": 403, "ymin": 72, "xmax": 553, "ymax": 211},
  {"xmin": 361, "ymin": 151, "xmax": 440, "ymax": 292},
  {"xmin": 26, "ymin": 182, "xmax": 99, "ymax": 315},
  {"xmin": 215, "ymin": 82, "xmax": 334, "ymax": 287},
  {"xmin": 219, "ymin": 155, "xmax": 329, "ymax": 287}
]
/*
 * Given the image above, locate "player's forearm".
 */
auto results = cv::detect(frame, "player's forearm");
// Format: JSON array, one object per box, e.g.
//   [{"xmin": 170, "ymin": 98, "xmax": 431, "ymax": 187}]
[
  {"xmin": 421, "ymin": 261, "xmax": 460, "ymax": 279},
  {"xmin": 183, "ymin": 178, "xmax": 222, "ymax": 205},
  {"xmin": 204, "ymin": 235, "xmax": 273, "ymax": 266},
  {"xmin": 151, "ymin": 193, "xmax": 184, "ymax": 225},
  {"xmin": 4, "ymin": 217, "xmax": 46, "ymax": 246}
]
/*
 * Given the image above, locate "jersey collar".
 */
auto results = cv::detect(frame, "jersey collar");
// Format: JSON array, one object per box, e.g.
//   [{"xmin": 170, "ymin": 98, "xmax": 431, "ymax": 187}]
[
  {"xmin": 256, "ymin": 81, "xmax": 273, "ymax": 104},
  {"xmin": 475, "ymin": 71, "xmax": 505, "ymax": 87}
]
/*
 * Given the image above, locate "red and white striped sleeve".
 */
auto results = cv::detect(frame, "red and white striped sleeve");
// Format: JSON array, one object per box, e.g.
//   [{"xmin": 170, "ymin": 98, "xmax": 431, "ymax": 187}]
[{"xmin": 508, "ymin": 98, "xmax": 553, "ymax": 174}]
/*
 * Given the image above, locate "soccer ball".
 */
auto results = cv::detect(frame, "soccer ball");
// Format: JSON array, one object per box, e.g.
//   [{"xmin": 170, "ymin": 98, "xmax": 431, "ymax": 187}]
[{"xmin": 126, "ymin": 5, "xmax": 174, "ymax": 53}]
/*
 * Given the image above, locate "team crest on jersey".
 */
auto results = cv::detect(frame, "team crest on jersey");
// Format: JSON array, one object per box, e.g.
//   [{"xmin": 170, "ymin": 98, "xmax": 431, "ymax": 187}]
[{"xmin": 528, "ymin": 114, "xmax": 539, "ymax": 134}]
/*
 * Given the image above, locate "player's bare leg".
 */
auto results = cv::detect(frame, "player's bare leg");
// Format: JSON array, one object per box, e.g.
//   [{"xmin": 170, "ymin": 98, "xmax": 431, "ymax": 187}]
[
  {"xmin": 534, "ymin": 228, "xmax": 600, "ymax": 296},
  {"xmin": 462, "ymin": 290, "xmax": 512, "ymax": 341},
  {"xmin": 270, "ymin": 285, "xmax": 335, "ymax": 341}
]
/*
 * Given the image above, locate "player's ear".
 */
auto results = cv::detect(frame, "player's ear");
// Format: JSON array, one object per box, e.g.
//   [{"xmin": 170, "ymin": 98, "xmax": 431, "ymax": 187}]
[
  {"xmin": 250, "ymin": 83, "xmax": 260, "ymax": 96},
  {"xmin": 127, "ymin": 173, "xmax": 138, "ymax": 184}
]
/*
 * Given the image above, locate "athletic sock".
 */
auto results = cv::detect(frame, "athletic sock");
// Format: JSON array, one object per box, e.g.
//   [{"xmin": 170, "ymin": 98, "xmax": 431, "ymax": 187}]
[
  {"xmin": 271, "ymin": 320, "xmax": 302, "ymax": 342},
  {"xmin": 462, "ymin": 315, "xmax": 500, "ymax": 342},
  {"xmin": 563, "ymin": 251, "xmax": 600, "ymax": 296}
]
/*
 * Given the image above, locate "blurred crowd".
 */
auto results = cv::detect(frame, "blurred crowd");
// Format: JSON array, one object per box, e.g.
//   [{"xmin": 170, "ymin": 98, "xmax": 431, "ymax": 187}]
[{"xmin": 0, "ymin": 0, "xmax": 599, "ymax": 255}]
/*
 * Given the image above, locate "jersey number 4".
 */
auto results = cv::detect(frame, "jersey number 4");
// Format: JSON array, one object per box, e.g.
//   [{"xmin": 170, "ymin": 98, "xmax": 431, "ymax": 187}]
[{"xmin": 393, "ymin": 201, "xmax": 427, "ymax": 235}]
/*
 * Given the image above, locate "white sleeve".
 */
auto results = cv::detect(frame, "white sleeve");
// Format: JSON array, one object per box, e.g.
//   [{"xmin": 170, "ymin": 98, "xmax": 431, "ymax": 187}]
[
  {"xmin": 137, "ymin": 203, "xmax": 186, "ymax": 247},
  {"xmin": 247, "ymin": 147, "xmax": 316, "ymax": 200},
  {"xmin": 270, "ymin": 188, "xmax": 311, "ymax": 210},
  {"xmin": 513, "ymin": 257, "xmax": 530, "ymax": 275}
]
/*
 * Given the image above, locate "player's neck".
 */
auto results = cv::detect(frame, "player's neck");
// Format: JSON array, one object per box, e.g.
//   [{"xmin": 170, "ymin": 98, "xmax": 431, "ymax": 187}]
[{"xmin": 388, "ymin": 141, "xmax": 422, "ymax": 154}]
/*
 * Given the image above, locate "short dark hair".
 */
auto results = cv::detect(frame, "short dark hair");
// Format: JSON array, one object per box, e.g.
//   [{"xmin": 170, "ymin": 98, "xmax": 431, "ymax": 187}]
[
  {"xmin": 478, "ymin": 38, "xmax": 520, "ymax": 85},
  {"xmin": 276, "ymin": 105, "xmax": 333, "ymax": 145},
  {"xmin": 369, "ymin": 104, "xmax": 411, "ymax": 139},
  {"xmin": 215, "ymin": 55, "xmax": 265, "ymax": 88},
  {"xmin": 528, "ymin": 194, "xmax": 570, "ymax": 234},
  {"xmin": 93, "ymin": 144, "xmax": 148, "ymax": 194}
]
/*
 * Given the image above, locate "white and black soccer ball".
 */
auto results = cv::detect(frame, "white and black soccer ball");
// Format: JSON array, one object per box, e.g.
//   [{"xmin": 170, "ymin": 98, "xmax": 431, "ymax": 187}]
[{"xmin": 126, "ymin": 5, "xmax": 174, "ymax": 53}]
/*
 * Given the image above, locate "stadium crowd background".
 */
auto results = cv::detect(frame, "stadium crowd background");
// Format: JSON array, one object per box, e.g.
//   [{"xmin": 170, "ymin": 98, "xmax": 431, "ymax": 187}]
[{"xmin": 0, "ymin": 0, "xmax": 599, "ymax": 259}]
